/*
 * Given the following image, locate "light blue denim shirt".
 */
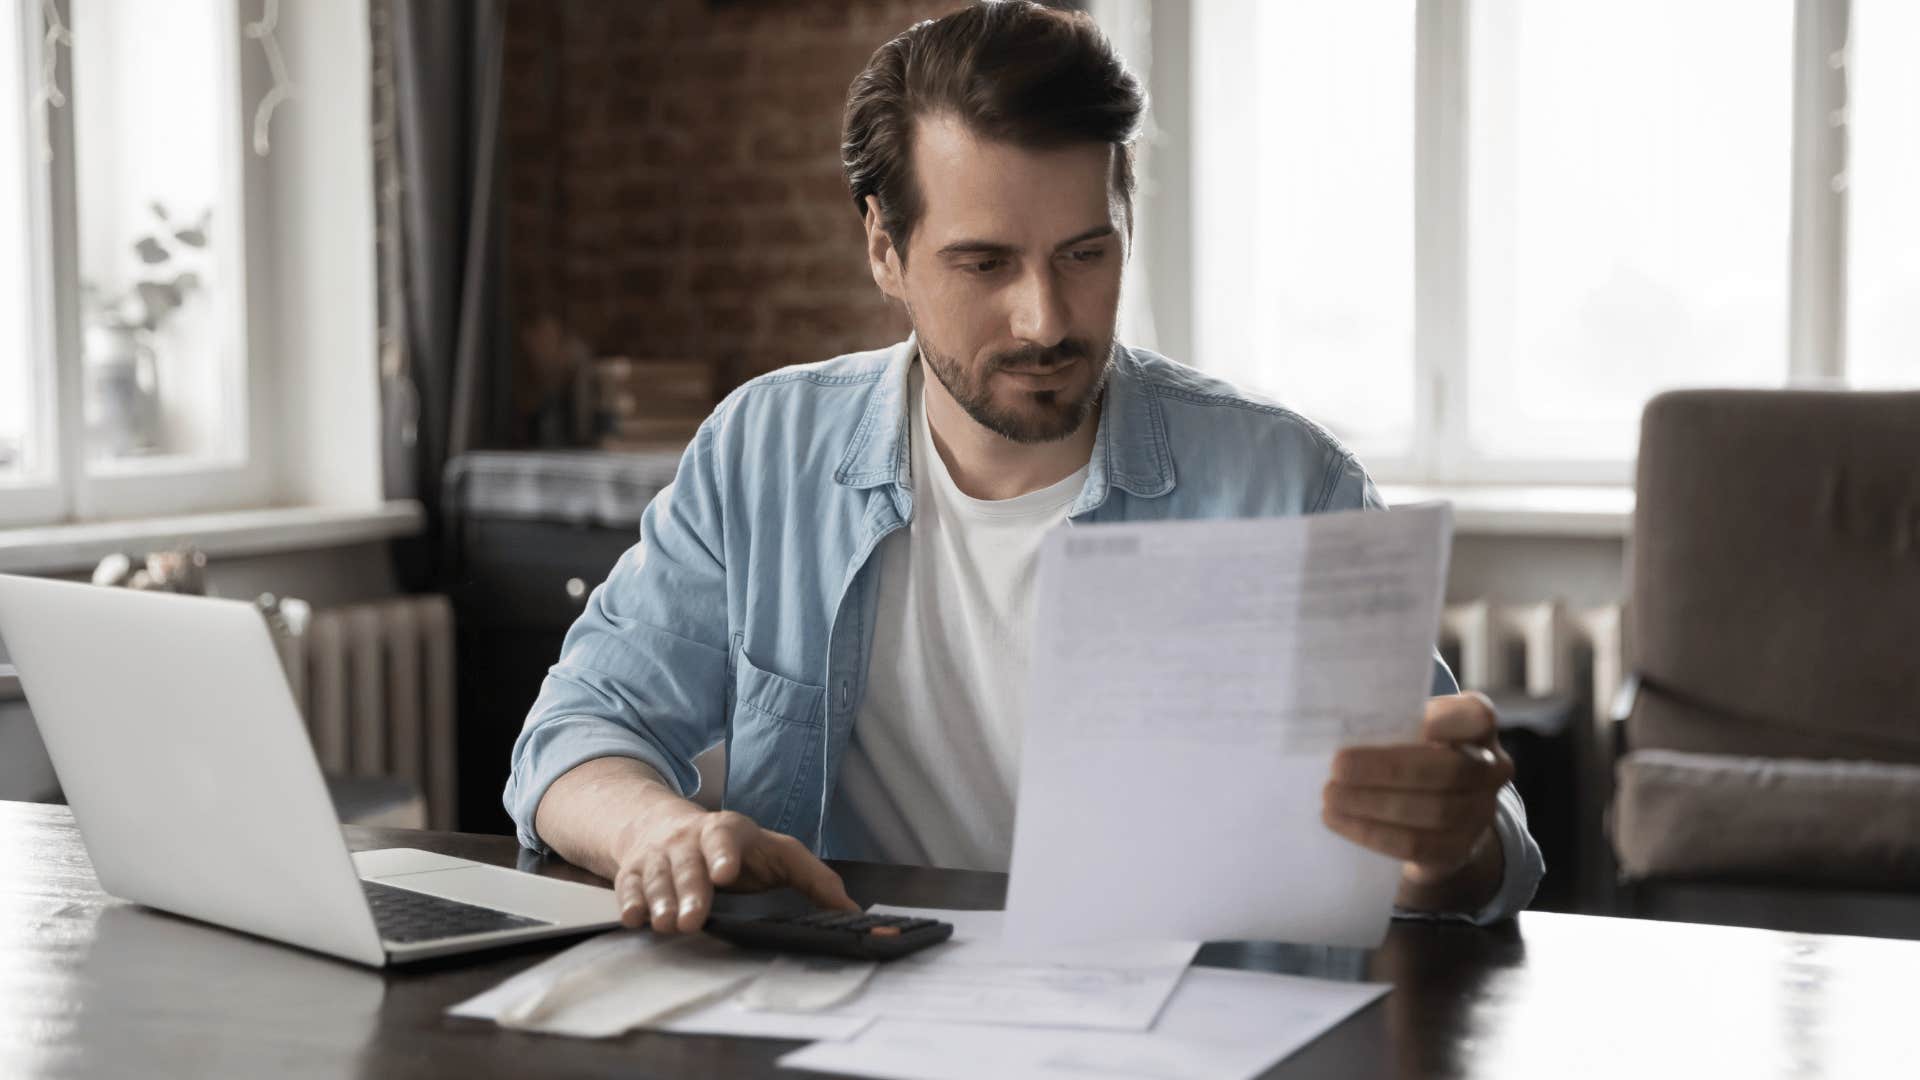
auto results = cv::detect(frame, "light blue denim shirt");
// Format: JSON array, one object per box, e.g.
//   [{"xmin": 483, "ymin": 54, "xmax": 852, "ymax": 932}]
[{"xmin": 505, "ymin": 337, "xmax": 1545, "ymax": 924}]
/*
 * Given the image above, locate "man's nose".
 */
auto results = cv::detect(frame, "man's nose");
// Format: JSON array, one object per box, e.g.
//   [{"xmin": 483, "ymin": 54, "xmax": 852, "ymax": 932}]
[{"xmin": 1008, "ymin": 265, "xmax": 1070, "ymax": 348}]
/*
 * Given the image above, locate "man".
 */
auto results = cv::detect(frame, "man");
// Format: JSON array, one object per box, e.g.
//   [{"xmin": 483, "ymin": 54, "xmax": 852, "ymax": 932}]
[{"xmin": 507, "ymin": 2, "xmax": 1543, "ymax": 935}]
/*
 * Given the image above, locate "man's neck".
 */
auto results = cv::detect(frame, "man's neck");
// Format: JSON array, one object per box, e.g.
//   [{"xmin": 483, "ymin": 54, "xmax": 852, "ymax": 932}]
[{"xmin": 921, "ymin": 367, "xmax": 1099, "ymax": 502}]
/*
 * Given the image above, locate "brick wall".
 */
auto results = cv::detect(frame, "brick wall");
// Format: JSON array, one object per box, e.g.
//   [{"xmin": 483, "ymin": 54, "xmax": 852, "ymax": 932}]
[{"xmin": 501, "ymin": 0, "xmax": 963, "ymax": 420}]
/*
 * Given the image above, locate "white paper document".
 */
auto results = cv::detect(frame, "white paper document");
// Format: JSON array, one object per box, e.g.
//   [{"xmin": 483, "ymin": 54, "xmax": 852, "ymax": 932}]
[
  {"xmin": 447, "ymin": 930, "xmax": 870, "ymax": 1042},
  {"xmin": 740, "ymin": 953, "xmax": 880, "ymax": 1012},
  {"xmin": 1004, "ymin": 504, "xmax": 1453, "ymax": 948},
  {"xmin": 770, "ymin": 905, "xmax": 1198, "ymax": 1032},
  {"xmin": 778, "ymin": 965, "xmax": 1391, "ymax": 1080},
  {"xmin": 449, "ymin": 905, "xmax": 1189, "ymax": 1039}
]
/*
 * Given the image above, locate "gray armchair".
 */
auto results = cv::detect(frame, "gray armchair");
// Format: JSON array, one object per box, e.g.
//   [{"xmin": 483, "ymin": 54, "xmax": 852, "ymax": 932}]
[{"xmin": 1607, "ymin": 388, "xmax": 1920, "ymax": 938}]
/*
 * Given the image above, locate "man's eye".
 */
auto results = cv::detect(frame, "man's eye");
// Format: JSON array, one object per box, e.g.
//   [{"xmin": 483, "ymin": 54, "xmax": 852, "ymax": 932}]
[
  {"xmin": 965, "ymin": 258, "xmax": 1007, "ymax": 275},
  {"xmin": 1064, "ymin": 248, "xmax": 1105, "ymax": 265}
]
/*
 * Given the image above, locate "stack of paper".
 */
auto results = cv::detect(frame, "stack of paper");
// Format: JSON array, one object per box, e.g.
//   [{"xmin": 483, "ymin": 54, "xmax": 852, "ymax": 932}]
[
  {"xmin": 447, "ymin": 932, "xmax": 872, "ymax": 1041},
  {"xmin": 796, "ymin": 906, "xmax": 1197, "ymax": 1030},
  {"xmin": 779, "ymin": 962, "xmax": 1387, "ymax": 1080},
  {"xmin": 448, "ymin": 905, "xmax": 1388, "ymax": 1078},
  {"xmin": 769, "ymin": 906, "xmax": 1387, "ymax": 1079}
]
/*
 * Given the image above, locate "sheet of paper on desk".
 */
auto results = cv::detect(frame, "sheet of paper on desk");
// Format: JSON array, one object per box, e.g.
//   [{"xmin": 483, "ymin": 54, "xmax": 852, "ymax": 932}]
[
  {"xmin": 759, "ymin": 905, "xmax": 1197, "ymax": 1032},
  {"xmin": 778, "ymin": 965, "xmax": 1391, "ymax": 1080},
  {"xmin": 1004, "ymin": 503, "xmax": 1453, "ymax": 949},
  {"xmin": 446, "ymin": 931, "xmax": 872, "ymax": 1041}
]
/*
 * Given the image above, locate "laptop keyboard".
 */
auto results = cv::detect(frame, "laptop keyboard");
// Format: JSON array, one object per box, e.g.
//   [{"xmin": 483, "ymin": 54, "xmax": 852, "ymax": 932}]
[{"xmin": 361, "ymin": 880, "xmax": 551, "ymax": 944}]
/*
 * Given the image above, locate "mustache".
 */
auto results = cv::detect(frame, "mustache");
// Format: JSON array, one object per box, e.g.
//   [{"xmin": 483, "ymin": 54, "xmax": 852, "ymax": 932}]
[{"xmin": 991, "ymin": 340, "xmax": 1094, "ymax": 371}]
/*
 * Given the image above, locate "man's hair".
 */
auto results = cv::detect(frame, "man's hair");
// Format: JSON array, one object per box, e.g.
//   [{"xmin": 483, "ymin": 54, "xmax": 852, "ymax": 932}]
[{"xmin": 842, "ymin": 2, "xmax": 1145, "ymax": 264}]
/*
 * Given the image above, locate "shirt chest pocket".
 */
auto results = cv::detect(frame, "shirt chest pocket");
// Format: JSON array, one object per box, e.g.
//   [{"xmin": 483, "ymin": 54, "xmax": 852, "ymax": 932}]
[{"xmin": 725, "ymin": 647, "xmax": 826, "ymax": 836}]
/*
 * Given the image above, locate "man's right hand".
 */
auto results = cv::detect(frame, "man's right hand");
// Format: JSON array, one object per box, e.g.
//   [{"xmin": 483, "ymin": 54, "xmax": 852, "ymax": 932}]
[
  {"xmin": 532, "ymin": 755, "xmax": 858, "ymax": 936},
  {"xmin": 613, "ymin": 804, "xmax": 857, "ymax": 934}
]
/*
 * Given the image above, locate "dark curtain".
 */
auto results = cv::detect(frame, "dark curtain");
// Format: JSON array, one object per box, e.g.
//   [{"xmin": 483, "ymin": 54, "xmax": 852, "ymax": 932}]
[{"xmin": 377, "ymin": 0, "xmax": 510, "ymax": 588}]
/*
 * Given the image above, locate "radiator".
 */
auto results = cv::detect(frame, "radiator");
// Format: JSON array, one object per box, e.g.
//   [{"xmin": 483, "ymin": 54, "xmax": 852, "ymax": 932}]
[
  {"xmin": 1439, "ymin": 598, "xmax": 1628, "ymax": 910},
  {"xmin": 276, "ymin": 595, "xmax": 456, "ymax": 830},
  {"xmin": 1438, "ymin": 599, "xmax": 1624, "ymax": 725}
]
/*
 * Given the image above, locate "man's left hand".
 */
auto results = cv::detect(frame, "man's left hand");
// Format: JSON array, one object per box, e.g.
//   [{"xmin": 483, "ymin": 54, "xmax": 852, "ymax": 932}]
[{"xmin": 1322, "ymin": 693, "xmax": 1512, "ymax": 896}]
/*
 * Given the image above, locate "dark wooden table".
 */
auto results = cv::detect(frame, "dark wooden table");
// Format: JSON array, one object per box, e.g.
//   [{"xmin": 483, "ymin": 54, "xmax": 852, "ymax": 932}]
[{"xmin": 4, "ymin": 800, "xmax": 1916, "ymax": 1079}]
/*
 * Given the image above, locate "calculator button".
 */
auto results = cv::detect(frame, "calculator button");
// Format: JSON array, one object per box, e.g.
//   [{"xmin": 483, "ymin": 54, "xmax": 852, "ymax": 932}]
[{"xmin": 869, "ymin": 926, "xmax": 902, "ymax": 937}]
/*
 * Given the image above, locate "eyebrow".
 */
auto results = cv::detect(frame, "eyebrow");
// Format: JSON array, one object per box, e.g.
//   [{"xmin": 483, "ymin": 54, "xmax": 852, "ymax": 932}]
[{"xmin": 934, "ymin": 224, "xmax": 1117, "ymax": 260}]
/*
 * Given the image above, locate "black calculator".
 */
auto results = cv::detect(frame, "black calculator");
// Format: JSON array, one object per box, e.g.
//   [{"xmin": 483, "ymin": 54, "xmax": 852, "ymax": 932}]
[{"xmin": 702, "ymin": 910, "xmax": 954, "ymax": 961}]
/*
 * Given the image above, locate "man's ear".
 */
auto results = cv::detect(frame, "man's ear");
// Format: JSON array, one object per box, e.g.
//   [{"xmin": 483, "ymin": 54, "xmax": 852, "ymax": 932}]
[{"xmin": 863, "ymin": 195, "xmax": 907, "ymax": 303}]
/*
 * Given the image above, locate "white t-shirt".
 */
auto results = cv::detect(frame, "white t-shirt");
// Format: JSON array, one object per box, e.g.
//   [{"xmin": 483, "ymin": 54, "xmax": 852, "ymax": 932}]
[{"xmin": 832, "ymin": 362, "xmax": 1090, "ymax": 872}]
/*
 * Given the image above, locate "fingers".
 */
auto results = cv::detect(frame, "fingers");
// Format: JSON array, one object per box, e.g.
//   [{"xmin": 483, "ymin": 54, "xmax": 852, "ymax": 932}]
[
  {"xmin": 615, "ymin": 865, "xmax": 648, "ymax": 929},
  {"xmin": 668, "ymin": 848, "xmax": 713, "ymax": 932},
  {"xmin": 1323, "ymin": 784, "xmax": 1492, "ymax": 833},
  {"xmin": 618, "ymin": 810, "xmax": 859, "ymax": 934},
  {"xmin": 767, "ymin": 833, "xmax": 860, "ymax": 912},
  {"xmin": 1321, "ymin": 806, "xmax": 1484, "ymax": 870},
  {"xmin": 801, "ymin": 861, "xmax": 860, "ymax": 912},
  {"xmin": 1421, "ymin": 692, "xmax": 1499, "ymax": 746},
  {"xmin": 1331, "ymin": 743, "xmax": 1510, "ymax": 791},
  {"xmin": 700, "ymin": 812, "xmax": 752, "ymax": 889},
  {"xmin": 639, "ymin": 853, "xmax": 680, "ymax": 933}
]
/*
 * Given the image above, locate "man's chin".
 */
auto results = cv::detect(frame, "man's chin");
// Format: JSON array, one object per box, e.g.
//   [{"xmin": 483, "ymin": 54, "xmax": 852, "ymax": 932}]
[{"xmin": 977, "ymin": 391, "xmax": 1096, "ymax": 445}]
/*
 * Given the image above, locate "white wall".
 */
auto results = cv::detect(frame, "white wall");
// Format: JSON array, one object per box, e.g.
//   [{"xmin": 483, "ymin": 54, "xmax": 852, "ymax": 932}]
[{"xmin": 1449, "ymin": 534, "xmax": 1626, "ymax": 612}]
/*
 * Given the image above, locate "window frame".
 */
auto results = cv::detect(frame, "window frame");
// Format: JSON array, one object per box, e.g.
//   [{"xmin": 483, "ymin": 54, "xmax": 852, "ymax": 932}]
[
  {"xmin": 0, "ymin": 0, "xmax": 64, "ymax": 526},
  {"xmin": 1156, "ymin": 0, "xmax": 1869, "ymax": 490},
  {"xmin": 1419, "ymin": 0, "xmax": 1850, "ymax": 488},
  {"xmin": 0, "ymin": 0, "xmax": 276, "ymax": 529}
]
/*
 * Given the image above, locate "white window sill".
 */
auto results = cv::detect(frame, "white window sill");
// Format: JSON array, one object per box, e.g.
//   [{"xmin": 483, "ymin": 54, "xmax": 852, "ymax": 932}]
[
  {"xmin": 1377, "ymin": 484, "xmax": 1633, "ymax": 539},
  {"xmin": 0, "ymin": 500, "xmax": 426, "ymax": 576}
]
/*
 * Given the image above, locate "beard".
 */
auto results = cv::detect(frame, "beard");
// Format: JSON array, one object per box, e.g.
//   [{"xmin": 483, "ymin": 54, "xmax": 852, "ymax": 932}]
[{"xmin": 912, "ymin": 324, "xmax": 1115, "ymax": 445}]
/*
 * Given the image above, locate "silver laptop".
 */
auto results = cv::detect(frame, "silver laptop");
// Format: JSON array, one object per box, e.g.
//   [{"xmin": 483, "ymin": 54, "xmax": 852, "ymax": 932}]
[{"xmin": 0, "ymin": 573, "xmax": 618, "ymax": 967}]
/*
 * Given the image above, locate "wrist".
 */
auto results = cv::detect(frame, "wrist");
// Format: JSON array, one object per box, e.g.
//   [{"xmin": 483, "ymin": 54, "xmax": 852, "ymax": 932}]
[
  {"xmin": 613, "ymin": 779, "xmax": 705, "ymax": 858},
  {"xmin": 1395, "ymin": 824, "xmax": 1504, "ymax": 913}
]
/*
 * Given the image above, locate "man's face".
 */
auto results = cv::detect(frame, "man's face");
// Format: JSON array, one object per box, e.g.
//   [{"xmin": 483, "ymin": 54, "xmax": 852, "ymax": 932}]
[{"xmin": 868, "ymin": 115, "xmax": 1126, "ymax": 445}]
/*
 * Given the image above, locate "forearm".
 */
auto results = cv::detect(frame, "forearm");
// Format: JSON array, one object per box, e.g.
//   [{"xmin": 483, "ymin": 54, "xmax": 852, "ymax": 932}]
[
  {"xmin": 532, "ymin": 756, "xmax": 704, "ymax": 880},
  {"xmin": 1393, "ymin": 823, "xmax": 1505, "ymax": 915}
]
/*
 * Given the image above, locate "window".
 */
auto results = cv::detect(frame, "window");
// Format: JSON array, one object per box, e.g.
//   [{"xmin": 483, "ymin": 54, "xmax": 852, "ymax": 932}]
[
  {"xmin": 1847, "ymin": 0, "xmax": 1920, "ymax": 390},
  {"xmin": 1194, "ymin": 1, "xmax": 1417, "ymax": 466},
  {"xmin": 1170, "ymin": 0, "xmax": 1917, "ymax": 488},
  {"xmin": 1, "ymin": 0, "xmax": 271, "ymax": 528},
  {"xmin": 72, "ymin": 0, "xmax": 247, "ymax": 470},
  {"xmin": 1, "ymin": 0, "xmax": 49, "ymax": 503},
  {"xmin": 1466, "ymin": 0, "xmax": 1793, "ymax": 470}
]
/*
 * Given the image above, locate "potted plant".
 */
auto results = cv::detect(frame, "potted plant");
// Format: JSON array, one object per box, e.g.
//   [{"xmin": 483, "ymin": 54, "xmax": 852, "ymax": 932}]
[{"xmin": 80, "ymin": 201, "xmax": 210, "ymax": 459}]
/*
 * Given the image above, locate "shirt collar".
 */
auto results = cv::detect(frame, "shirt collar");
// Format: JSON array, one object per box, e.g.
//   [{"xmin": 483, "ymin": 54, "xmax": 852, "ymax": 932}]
[{"xmin": 834, "ymin": 336, "xmax": 1176, "ymax": 515}]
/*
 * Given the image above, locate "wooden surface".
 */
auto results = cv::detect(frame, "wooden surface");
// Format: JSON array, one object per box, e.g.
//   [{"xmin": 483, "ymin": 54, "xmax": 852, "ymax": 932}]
[{"xmin": 2, "ymin": 800, "xmax": 1916, "ymax": 1079}]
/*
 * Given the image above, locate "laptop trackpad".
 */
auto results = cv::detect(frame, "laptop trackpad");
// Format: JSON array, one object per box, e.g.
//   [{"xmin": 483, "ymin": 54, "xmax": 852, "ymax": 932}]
[
  {"xmin": 362, "ymin": 860, "xmax": 616, "ymax": 925},
  {"xmin": 353, "ymin": 847, "xmax": 470, "ymax": 878}
]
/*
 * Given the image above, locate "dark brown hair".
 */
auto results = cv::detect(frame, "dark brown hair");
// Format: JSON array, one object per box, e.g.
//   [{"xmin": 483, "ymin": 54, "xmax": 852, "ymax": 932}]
[{"xmin": 842, "ymin": 2, "xmax": 1145, "ymax": 264}]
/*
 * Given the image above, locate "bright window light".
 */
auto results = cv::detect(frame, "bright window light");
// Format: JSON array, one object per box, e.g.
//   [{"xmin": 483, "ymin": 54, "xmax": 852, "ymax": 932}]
[
  {"xmin": 1466, "ymin": 0, "xmax": 1796, "ymax": 464},
  {"xmin": 70, "ymin": 0, "xmax": 243, "ymax": 469},
  {"xmin": 1, "ymin": 4, "xmax": 40, "ymax": 482},
  {"xmin": 1193, "ymin": 0, "xmax": 1417, "ymax": 462},
  {"xmin": 1846, "ymin": 0, "xmax": 1920, "ymax": 389}
]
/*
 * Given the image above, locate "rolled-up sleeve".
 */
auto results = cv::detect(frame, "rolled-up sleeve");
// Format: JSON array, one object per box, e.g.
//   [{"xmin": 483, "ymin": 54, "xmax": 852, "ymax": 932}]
[
  {"xmin": 1463, "ymin": 782, "xmax": 1547, "ymax": 924},
  {"xmin": 502, "ymin": 418, "xmax": 733, "ymax": 853}
]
